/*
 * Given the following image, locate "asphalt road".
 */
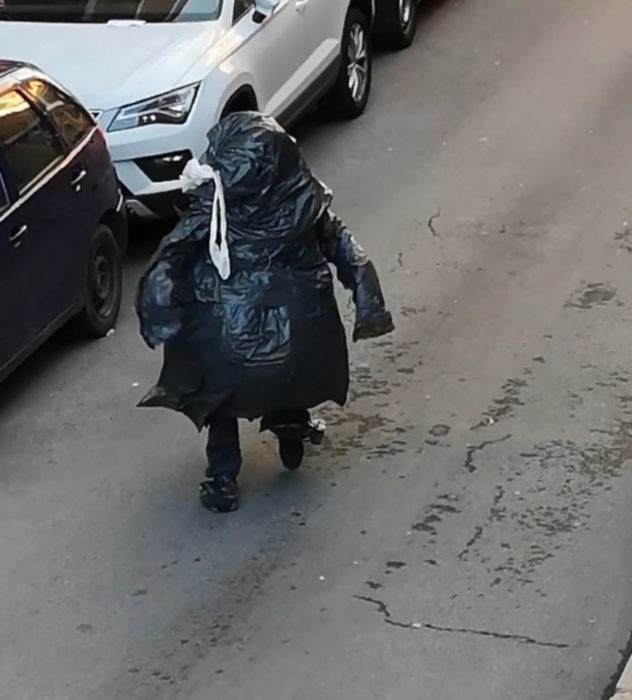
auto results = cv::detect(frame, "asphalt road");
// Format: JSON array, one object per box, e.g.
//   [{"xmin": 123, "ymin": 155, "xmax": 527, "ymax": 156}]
[{"xmin": 2, "ymin": 1, "xmax": 632, "ymax": 698}]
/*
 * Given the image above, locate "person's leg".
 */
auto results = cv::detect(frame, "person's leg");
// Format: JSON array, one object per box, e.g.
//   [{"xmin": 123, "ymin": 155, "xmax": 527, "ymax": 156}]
[
  {"xmin": 261, "ymin": 409, "xmax": 325, "ymax": 471},
  {"xmin": 205, "ymin": 415, "xmax": 242, "ymax": 479},
  {"xmin": 266, "ymin": 408, "xmax": 311, "ymax": 427},
  {"xmin": 200, "ymin": 416, "xmax": 241, "ymax": 513}
]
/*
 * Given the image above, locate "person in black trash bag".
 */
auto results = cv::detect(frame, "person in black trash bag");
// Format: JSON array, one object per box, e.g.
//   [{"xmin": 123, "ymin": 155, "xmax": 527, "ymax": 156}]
[{"xmin": 136, "ymin": 112, "xmax": 394, "ymax": 513}]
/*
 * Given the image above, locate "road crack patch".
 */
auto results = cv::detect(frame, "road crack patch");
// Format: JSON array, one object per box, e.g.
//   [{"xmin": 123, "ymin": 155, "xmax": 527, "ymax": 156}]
[
  {"xmin": 472, "ymin": 375, "xmax": 530, "ymax": 430},
  {"xmin": 428, "ymin": 208, "xmax": 441, "ymax": 237},
  {"xmin": 457, "ymin": 526, "xmax": 484, "ymax": 560},
  {"xmin": 354, "ymin": 596, "xmax": 570, "ymax": 648},
  {"xmin": 464, "ymin": 434, "xmax": 511, "ymax": 473},
  {"xmin": 458, "ymin": 485, "xmax": 506, "ymax": 561},
  {"xmin": 565, "ymin": 282, "xmax": 616, "ymax": 310}
]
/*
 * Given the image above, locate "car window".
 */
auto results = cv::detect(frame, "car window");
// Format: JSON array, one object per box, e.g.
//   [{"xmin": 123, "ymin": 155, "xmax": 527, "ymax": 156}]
[
  {"xmin": 233, "ymin": 0, "xmax": 253, "ymax": 22},
  {"xmin": 23, "ymin": 79, "xmax": 94, "ymax": 150},
  {"xmin": 0, "ymin": 170, "xmax": 8, "ymax": 213},
  {"xmin": 0, "ymin": 0, "xmax": 223, "ymax": 23},
  {"xmin": 0, "ymin": 90, "xmax": 65, "ymax": 195}
]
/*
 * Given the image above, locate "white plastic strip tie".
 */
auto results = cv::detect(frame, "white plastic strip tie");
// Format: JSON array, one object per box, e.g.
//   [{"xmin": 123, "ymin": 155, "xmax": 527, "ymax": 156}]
[{"xmin": 179, "ymin": 158, "xmax": 231, "ymax": 280}]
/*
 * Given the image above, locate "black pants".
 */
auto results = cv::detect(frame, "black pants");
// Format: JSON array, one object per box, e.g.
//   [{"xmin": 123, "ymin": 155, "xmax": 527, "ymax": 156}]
[{"xmin": 205, "ymin": 409, "xmax": 311, "ymax": 479}]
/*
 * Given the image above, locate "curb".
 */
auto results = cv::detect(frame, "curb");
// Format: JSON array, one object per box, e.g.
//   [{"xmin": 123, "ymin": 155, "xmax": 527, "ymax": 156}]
[{"xmin": 611, "ymin": 654, "xmax": 632, "ymax": 699}]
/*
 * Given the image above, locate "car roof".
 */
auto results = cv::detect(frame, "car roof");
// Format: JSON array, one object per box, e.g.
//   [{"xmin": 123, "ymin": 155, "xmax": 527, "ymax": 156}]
[
  {"xmin": 0, "ymin": 59, "xmax": 28, "ymax": 76},
  {"xmin": 0, "ymin": 59, "xmax": 42, "ymax": 91}
]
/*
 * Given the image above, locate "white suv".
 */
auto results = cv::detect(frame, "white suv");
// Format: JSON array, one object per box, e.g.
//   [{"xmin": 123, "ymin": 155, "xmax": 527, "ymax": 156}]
[{"xmin": 0, "ymin": 0, "xmax": 381, "ymax": 217}]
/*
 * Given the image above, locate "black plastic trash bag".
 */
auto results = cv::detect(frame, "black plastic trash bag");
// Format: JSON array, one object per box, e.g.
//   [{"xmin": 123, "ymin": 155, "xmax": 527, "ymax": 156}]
[{"xmin": 136, "ymin": 112, "xmax": 393, "ymax": 430}]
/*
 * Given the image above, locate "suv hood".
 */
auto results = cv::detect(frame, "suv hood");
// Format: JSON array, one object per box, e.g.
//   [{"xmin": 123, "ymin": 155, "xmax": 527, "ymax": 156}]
[{"xmin": 0, "ymin": 22, "xmax": 219, "ymax": 110}]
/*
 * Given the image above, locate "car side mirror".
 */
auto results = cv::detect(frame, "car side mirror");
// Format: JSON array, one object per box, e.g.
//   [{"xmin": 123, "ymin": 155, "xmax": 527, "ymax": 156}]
[{"xmin": 253, "ymin": 0, "xmax": 280, "ymax": 24}]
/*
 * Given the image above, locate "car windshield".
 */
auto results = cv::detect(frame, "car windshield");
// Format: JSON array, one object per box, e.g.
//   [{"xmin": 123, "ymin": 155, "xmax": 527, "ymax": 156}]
[{"xmin": 0, "ymin": 0, "xmax": 222, "ymax": 23}]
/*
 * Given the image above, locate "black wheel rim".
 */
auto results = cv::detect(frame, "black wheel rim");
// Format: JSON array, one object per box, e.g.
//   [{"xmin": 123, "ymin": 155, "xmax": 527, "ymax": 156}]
[{"xmin": 90, "ymin": 244, "xmax": 117, "ymax": 319}]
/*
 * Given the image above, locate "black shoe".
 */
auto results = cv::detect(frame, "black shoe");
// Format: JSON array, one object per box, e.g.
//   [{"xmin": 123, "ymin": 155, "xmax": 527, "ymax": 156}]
[
  {"xmin": 272, "ymin": 420, "xmax": 325, "ymax": 471},
  {"xmin": 279, "ymin": 438, "xmax": 305, "ymax": 471},
  {"xmin": 199, "ymin": 475, "xmax": 239, "ymax": 513}
]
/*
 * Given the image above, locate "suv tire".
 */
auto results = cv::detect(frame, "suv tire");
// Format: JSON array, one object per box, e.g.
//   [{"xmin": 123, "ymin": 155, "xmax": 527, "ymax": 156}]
[
  {"xmin": 321, "ymin": 8, "xmax": 372, "ymax": 119},
  {"xmin": 381, "ymin": 0, "xmax": 418, "ymax": 50}
]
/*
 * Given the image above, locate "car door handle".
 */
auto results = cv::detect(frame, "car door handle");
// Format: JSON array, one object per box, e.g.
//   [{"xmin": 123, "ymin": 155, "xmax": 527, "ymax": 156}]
[
  {"xmin": 295, "ymin": 0, "xmax": 308, "ymax": 11},
  {"xmin": 9, "ymin": 224, "xmax": 28, "ymax": 247},
  {"xmin": 71, "ymin": 169, "xmax": 87, "ymax": 190}
]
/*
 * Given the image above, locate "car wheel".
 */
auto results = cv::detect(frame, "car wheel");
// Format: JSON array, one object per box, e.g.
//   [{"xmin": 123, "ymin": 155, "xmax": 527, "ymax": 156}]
[
  {"xmin": 73, "ymin": 224, "xmax": 122, "ymax": 338},
  {"xmin": 382, "ymin": 0, "xmax": 418, "ymax": 50},
  {"xmin": 321, "ymin": 8, "xmax": 372, "ymax": 119}
]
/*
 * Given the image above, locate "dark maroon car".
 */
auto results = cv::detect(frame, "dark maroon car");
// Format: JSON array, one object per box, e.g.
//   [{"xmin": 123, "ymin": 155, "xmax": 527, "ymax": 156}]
[{"xmin": 0, "ymin": 60, "xmax": 127, "ymax": 382}]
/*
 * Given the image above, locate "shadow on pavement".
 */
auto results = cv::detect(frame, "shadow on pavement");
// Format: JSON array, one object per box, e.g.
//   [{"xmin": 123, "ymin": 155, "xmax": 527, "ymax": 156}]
[{"xmin": 0, "ymin": 333, "xmax": 82, "ymax": 415}]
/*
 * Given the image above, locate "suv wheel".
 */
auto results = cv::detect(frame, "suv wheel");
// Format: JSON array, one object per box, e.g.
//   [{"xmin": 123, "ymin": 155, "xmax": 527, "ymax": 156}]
[
  {"xmin": 382, "ymin": 0, "xmax": 418, "ymax": 50},
  {"xmin": 72, "ymin": 224, "xmax": 122, "ymax": 337},
  {"xmin": 321, "ymin": 8, "xmax": 372, "ymax": 119}
]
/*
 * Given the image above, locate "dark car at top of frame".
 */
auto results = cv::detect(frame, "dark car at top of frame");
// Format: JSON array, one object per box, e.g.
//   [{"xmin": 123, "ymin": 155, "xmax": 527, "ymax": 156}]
[
  {"xmin": 375, "ymin": 0, "xmax": 422, "ymax": 50},
  {"xmin": 0, "ymin": 60, "xmax": 127, "ymax": 383}
]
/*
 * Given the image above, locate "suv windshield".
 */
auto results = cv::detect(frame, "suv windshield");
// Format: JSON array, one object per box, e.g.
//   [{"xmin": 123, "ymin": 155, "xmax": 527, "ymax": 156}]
[{"xmin": 0, "ymin": 0, "xmax": 222, "ymax": 23}]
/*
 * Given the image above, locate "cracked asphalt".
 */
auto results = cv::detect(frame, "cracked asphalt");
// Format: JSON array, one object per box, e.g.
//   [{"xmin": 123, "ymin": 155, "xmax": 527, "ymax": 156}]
[
  {"xmin": 2, "ymin": 0, "xmax": 632, "ymax": 698},
  {"xmin": 354, "ymin": 595, "xmax": 570, "ymax": 648}
]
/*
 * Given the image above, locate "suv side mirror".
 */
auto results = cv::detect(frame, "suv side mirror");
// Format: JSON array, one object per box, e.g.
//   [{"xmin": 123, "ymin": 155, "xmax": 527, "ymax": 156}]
[{"xmin": 253, "ymin": 0, "xmax": 280, "ymax": 24}]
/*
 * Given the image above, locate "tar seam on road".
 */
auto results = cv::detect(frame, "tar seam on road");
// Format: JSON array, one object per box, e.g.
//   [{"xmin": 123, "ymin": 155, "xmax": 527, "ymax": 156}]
[
  {"xmin": 457, "ymin": 525, "xmax": 484, "ymax": 560},
  {"xmin": 428, "ymin": 208, "xmax": 441, "ymax": 237},
  {"xmin": 464, "ymin": 434, "xmax": 512, "ymax": 473},
  {"xmin": 457, "ymin": 485, "xmax": 505, "ymax": 560},
  {"xmin": 354, "ymin": 595, "xmax": 572, "ymax": 649}
]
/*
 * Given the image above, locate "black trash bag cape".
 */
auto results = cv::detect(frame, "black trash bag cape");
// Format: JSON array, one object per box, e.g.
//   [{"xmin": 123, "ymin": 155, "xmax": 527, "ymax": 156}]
[{"xmin": 136, "ymin": 112, "xmax": 393, "ymax": 430}]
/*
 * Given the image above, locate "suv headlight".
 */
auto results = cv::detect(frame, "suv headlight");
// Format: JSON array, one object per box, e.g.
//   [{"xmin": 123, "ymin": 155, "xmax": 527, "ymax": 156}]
[{"xmin": 108, "ymin": 84, "xmax": 200, "ymax": 132}]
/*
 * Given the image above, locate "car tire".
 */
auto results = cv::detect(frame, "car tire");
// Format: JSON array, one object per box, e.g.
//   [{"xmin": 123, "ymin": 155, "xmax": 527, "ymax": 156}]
[
  {"xmin": 381, "ymin": 0, "xmax": 418, "ymax": 50},
  {"xmin": 72, "ymin": 224, "xmax": 122, "ymax": 338},
  {"xmin": 321, "ymin": 8, "xmax": 372, "ymax": 120}
]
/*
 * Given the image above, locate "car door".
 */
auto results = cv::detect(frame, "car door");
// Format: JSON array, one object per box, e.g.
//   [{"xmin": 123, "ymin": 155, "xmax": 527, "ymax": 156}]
[
  {"xmin": 0, "ymin": 155, "xmax": 28, "ymax": 374},
  {"xmin": 0, "ymin": 87, "xmax": 86, "ymax": 354},
  {"xmin": 292, "ymin": 0, "xmax": 348, "ymax": 88},
  {"xmin": 230, "ymin": 0, "xmax": 312, "ymax": 117},
  {"xmin": 22, "ymin": 77, "xmax": 101, "ymax": 285}
]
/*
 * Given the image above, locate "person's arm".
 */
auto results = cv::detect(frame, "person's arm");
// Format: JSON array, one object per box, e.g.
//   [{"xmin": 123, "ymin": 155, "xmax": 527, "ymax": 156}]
[
  {"xmin": 135, "ymin": 220, "xmax": 198, "ymax": 349},
  {"xmin": 315, "ymin": 209, "xmax": 394, "ymax": 341}
]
